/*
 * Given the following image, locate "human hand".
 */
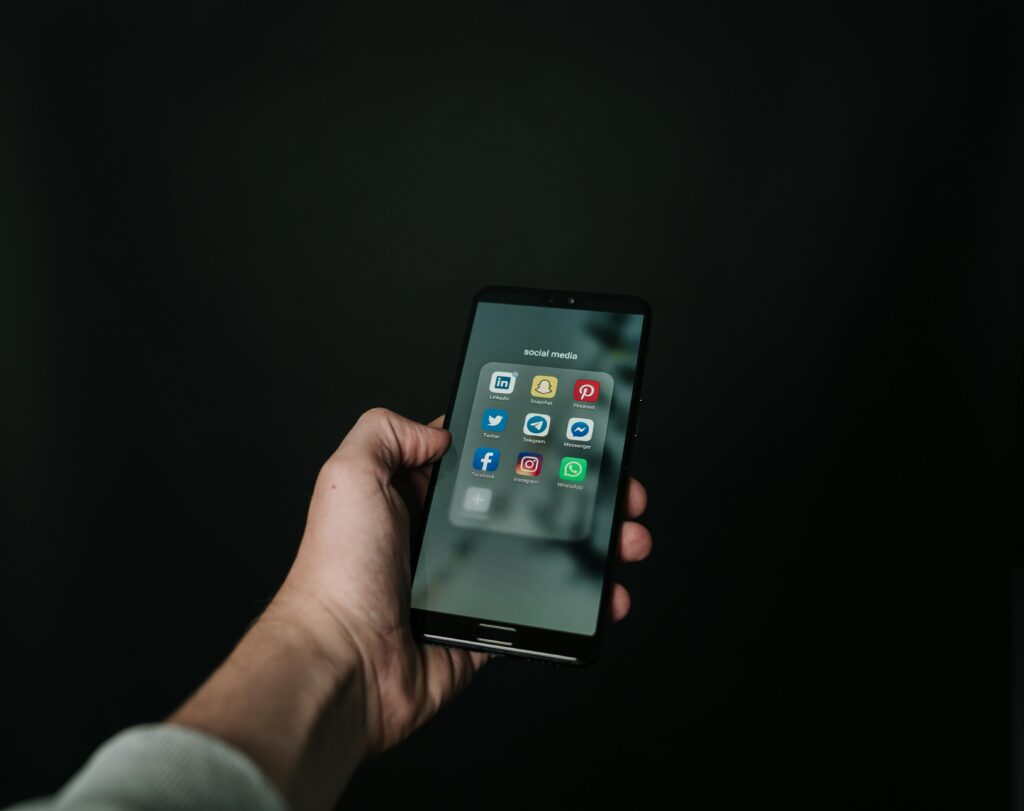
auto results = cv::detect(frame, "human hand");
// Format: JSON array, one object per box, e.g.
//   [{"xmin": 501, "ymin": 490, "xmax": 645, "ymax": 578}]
[{"xmin": 271, "ymin": 407, "xmax": 652, "ymax": 755}]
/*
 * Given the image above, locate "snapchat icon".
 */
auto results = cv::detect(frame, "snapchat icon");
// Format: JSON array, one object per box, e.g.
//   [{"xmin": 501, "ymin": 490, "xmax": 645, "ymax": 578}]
[{"xmin": 530, "ymin": 375, "xmax": 558, "ymax": 398}]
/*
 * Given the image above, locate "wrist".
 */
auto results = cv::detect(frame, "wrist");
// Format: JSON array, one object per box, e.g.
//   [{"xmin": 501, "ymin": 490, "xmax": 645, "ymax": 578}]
[
  {"xmin": 267, "ymin": 579, "xmax": 392, "ymax": 754},
  {"xmin": 170, "ymin": 593, "xmax": 373, "ymax": 811},
  {"xmin": 259, "ymin": 592, "xmax": 370, "ymax": 696}
]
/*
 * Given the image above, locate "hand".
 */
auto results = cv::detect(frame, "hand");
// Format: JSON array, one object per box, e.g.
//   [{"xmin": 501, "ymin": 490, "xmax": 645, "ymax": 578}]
[
  {"xmin": 271, "ymin": 407, "xmax": 653, "ymax": 754},
  {"xmin": 170, "ymin": 406, "xmax": 652, "ymax": 810}
]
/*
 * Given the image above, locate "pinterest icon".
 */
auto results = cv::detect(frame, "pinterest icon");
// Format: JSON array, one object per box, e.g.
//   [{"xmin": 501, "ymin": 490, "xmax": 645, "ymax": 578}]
[{"xmin": 573, "ymin": 379, "xmax": 601, "ymax": 403}]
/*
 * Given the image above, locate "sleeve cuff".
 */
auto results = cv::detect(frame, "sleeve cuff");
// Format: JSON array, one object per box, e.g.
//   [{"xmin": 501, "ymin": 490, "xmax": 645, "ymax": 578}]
[{"xmin": 47, "ymin": 723, "xmax": 288, "ymax": 811}]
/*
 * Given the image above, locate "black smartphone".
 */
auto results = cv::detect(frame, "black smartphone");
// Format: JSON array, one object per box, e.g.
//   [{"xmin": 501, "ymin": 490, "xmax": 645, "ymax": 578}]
[{"xmin": 409, "ymin": 286, "xmax": 651, "ymax": 666}]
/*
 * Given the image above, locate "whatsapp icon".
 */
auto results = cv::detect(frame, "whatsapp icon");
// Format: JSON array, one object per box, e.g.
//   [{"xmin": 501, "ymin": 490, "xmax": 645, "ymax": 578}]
[{"xmin": 559, "ymin": 456, "xmax": 588, "ymax": 482}]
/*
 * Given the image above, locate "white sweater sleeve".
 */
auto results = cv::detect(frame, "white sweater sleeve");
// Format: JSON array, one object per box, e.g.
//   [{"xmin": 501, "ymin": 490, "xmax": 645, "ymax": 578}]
[{"xmin": 5, "ymin": 724, "xmax": 288, "ymax": 811}]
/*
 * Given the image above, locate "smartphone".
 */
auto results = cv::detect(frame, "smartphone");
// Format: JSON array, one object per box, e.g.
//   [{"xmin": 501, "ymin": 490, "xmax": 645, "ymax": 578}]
[{"xmin": 409, "ymin": 286, "xmax": 651, "ymax": 666}]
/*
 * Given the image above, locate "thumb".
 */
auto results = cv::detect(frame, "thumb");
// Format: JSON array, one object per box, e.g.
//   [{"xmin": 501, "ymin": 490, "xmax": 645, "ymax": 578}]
[{"xmin": 337, "ymin": 407, "xmax": 451, "ymax": 474}]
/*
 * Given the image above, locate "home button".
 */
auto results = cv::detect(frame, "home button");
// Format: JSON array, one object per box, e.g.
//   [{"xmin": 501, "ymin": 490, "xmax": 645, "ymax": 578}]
[{"xmin": 476, "ymin": 622, "xmax": 516, "ymax": 647}]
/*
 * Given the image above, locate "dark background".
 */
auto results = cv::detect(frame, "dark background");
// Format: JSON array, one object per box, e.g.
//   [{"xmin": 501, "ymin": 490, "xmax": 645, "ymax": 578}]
[{"xmin": 2, "ymin": 3, "xmax": 1021, "ymax": 808}]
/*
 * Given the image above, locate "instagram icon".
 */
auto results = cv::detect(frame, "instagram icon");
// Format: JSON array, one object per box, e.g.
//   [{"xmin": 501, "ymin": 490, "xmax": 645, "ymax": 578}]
[{"xmin": 515, "ymin": 452, "xmax": 543, "ymax": 477}]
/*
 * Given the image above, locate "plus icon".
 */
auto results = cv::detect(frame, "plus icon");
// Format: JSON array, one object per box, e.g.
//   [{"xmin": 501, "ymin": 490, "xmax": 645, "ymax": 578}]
[{"xmin": 463, "ymin": 487, "xmax": 492, "ymax": 513}]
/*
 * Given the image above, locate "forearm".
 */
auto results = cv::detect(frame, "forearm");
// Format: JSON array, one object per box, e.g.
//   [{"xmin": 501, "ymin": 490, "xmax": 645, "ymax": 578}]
[{"xmin": 168, "ymin": 598, "xmax": 369, "ymax": 811}]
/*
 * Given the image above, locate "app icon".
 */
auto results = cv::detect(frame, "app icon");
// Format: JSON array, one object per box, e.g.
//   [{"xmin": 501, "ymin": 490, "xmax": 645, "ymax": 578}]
[
  {"xmin": 489, "ymin": 371, "xmax": 517, "ymax": 394},
  {"xmin": 559, "ymin": 456, "xmax": 588, "ymax": 482},
  {"xmin": 463, "ymin": 487, "xmax": 492, "ymax": 512},
  {"xmin": 523, "ymin": 412, "xmax": 550, "ymax": 437},
  {"xmin": 573, "ymin": 379, "xmax": 600, "ymax": 402},
  {"xmin": 566, "ymin": 417, "xmax": 594, "ymax": 441},
  {"xmin": 481, "ymin": 409, "xmax": 508, "ymax": 432},
  {"xmin": 516, "ymin": 452, "xmax": 543, "ymax": 476},
  {"xmin": 530, "ymin": 375, "xmax": 558, "ymax": 398},
  {"xmin": 472, "ymin": 448, "xmax": 501, "ymax": 472}
]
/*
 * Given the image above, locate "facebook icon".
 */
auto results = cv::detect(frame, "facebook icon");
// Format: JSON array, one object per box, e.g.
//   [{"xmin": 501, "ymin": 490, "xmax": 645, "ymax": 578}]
[{"xmin": 472, "ymin": 447, "xmax": 501, "ymax": 472}]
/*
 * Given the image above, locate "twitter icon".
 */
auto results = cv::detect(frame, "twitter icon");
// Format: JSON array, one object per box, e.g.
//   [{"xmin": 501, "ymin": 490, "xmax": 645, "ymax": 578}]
[{"xmin": 481, "ymin": 409, "xmax": 508, "ymax": 433}]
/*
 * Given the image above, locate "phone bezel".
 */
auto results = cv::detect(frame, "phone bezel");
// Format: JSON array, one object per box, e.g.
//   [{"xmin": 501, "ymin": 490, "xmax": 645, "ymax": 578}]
[{"xmin": 408, "ymin": 285, "xmax": 652, "ymax": 666}]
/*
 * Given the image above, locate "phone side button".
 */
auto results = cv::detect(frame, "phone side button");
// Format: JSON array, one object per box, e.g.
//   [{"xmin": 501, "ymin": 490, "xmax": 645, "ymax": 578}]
[{"xmin": 476, "ymin": 622, "xmax": 516, "ymax": 646}]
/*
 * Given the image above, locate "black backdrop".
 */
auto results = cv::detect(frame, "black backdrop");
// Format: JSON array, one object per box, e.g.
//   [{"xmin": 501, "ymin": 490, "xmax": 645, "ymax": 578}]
[{"xmin": 2, "ymin": 4, "xmax": 1020, "ymax": 809}]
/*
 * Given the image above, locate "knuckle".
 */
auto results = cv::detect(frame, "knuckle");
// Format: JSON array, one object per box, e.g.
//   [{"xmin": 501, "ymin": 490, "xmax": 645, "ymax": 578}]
[
  {"xmin": 359, "ymin": 406, "xmax": 393, "ymax": 425},
  {"xmin": 316, "ymin": 454, "xmax": 347, "ymax": 484}
]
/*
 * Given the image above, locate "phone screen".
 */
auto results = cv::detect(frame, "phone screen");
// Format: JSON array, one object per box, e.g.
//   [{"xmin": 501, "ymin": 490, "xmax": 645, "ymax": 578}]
[{"xmin": 412, "ymin": 301, "xmax": 645, "ymax": 636}]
